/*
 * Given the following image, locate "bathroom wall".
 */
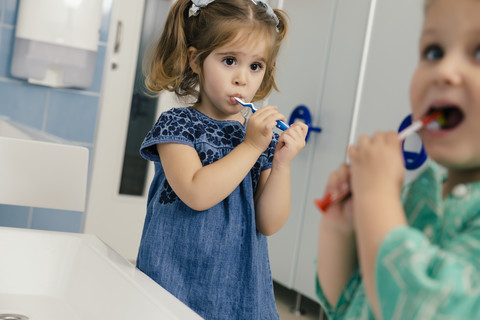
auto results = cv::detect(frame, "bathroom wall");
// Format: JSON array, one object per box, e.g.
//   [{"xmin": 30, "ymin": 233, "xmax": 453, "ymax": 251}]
[{"xmin": 0, "ymin": 0, "xmax": 112, "ymax": 232}]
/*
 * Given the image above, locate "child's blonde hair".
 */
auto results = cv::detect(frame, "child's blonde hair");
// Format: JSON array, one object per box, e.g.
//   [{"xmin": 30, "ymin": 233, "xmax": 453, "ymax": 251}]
[{"xmin": 145, "ymin": 0, "xmax": 288, "ymax": 102}]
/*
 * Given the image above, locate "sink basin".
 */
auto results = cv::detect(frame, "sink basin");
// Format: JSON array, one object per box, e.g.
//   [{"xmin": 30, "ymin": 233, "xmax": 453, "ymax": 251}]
[
  {"xmin": 0, "ymin": 227, "xmax": 203, "ymax": 319},
  {"xmin": 0, "ymin": 117, "xmax": 88, "ymax": 211}
]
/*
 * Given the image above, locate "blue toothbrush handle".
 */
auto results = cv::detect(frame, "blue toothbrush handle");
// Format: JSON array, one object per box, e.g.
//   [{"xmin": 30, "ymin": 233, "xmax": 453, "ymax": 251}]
[
  {"xmin": 235, "ymin": 98, "xmax": 289, "ymax": 131},
  {"xmin": 276, "ymin": 120, "xmax": 290, "ymax": 131}
]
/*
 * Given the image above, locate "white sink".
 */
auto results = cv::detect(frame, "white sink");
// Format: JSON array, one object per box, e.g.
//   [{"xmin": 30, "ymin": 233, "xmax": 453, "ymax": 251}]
[
  {"xmin": 0, "ymin": 227, "xmax": 203, "ymax": 319},
  {"xmin": 0, "ymin": 117, "xmax": 88, "ymax": 211}
]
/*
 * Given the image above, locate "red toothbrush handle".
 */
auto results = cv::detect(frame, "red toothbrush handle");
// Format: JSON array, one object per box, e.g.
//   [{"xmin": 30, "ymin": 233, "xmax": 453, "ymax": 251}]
[{"xmin": 314, "ymin": 189, "xmax": 351, "ymax": 213}]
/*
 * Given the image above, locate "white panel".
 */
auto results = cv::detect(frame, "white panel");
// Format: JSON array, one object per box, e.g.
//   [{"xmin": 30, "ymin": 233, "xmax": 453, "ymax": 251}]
[
  {"xmin": 292, "ymin": 0, "xmax": 373, "ymax": 301},
  {"xmin": 0, "ymin": 118, "xmax": 89, "ymax": 211},
  {"xmin": 266, "ymin": 0, "xmax": 337, "ymax": 289},
  {"xmin": 352, "ymin": 0, "xmax": 423, "ymax": 140}
]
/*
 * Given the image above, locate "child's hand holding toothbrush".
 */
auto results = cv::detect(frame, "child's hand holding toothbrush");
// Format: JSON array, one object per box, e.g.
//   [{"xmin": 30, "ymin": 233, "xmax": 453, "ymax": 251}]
[
  {"xmin": 348, "ymin": 131, "xmax": 406, "ymax": 208},
  {"xmin": 244, "ymin": 104, "xmax": 287, "ymax": 152},
  {"xmin": 316, "ymin": 111, "xmax": 444, "ymax": 212},
  {"xmin": 235, "ymin": 97, "xmax": 308, "ymax": 162},
  {"xmin": 272, "ymin": 122, "xmax": 308, "ymax": 167},
  {"xmin": 320, "ymin": 131, "xmax": 406, "ymax": 217},
  {"xmin": 320, "ymin": 163, "xmax": 355, "ymax": 234}
]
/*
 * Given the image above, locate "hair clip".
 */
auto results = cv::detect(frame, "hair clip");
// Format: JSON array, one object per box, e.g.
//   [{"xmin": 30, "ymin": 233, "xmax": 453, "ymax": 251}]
[
  {"xmin": 189, "ymin": 0, "xmax": 215, "ymax": 17},
  {"xmin": 189, "ymin": 0, "xmax": 280, "ymax": 28},
  {"xmin": 251, "ymin": 0, "xmax": 279, "ymax": 27}
]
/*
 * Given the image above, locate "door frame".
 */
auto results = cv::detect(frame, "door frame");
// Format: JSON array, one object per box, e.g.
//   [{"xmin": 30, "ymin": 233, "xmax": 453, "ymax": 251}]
[{"xmin": 83, "ymin": 0, "xmax": 148, "ymax": 261}]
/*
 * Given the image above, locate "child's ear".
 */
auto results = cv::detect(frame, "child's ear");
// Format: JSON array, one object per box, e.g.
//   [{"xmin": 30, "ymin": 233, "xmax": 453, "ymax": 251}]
[{"xmin": 187, "ymin": 47, "xmax": 200, "ymax": 74}]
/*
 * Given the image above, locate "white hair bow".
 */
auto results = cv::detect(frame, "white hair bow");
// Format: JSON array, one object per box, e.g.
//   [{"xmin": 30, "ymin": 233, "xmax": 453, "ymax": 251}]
[
  {"xmin": 189, "ymin": 0, "xmax": 215, "ymax": 17},
  {"xmin": 188, "ymin": 0, "xmax": 279, "ymax": 28}
]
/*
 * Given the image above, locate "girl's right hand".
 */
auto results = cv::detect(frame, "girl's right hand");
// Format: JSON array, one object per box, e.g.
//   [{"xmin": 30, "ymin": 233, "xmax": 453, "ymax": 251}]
[
  {"xmin": 244, "ymin": 105, "xmax": 287, "ymax": 152},
  {"xmin": 321, "ymin": 163, "xmax": 354, "ymax": 235}
]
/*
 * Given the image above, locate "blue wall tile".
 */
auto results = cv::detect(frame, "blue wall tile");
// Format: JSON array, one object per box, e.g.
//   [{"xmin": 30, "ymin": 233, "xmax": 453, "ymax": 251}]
[
  {"xmin": 0, "ymin": 204, "xmax": 30, "ymax": 228},
  {"xmin": 0, "ymin": 80, "xmax": 47, "ymax": 129},
  {"xmin": 87, "ymin": 44, "xmax": 107, "ymax": 93},
  {"xmin": 4, "ymin": 0, "xmax": 18, "ymax": 25},
  {"xmin": 0, "ymin": 0, "xmax": 3, "ymax": 24},
  {"xmin": 45, "ymin": 90, "xmax": 99, "ymax": 143},
  {"xmin": 31, "ymin": 208, "xmax": 83, "ymax": 233},
  {"xmin": 0, "ymin": 26, "xmax": 14, "ymax": 78}
]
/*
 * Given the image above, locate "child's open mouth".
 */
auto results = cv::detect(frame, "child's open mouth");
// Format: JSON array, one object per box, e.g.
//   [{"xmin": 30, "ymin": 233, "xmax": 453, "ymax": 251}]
[{"xmin": 425, "ymin": 105, "xmax": 464, "ymax": 131}]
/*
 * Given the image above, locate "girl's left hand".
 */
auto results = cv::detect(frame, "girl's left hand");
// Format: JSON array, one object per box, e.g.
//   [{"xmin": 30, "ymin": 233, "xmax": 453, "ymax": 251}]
[{"xmin": 273, "ymin": 122, "xmax": 308, "ymax": 166}]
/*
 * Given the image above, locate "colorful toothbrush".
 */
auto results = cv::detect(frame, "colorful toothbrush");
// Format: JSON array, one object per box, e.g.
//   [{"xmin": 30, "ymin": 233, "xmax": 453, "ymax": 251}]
[
  {"xmin": 314, "ymin": 111, "xmax": 444, "ymax": 213},
  {"xmin": 397, "ymin": 111, "xmax": 444, "ymax": 140},
  {"xmin": 234, "ymin": 97, "xmax": 290, "ymax": 131}
]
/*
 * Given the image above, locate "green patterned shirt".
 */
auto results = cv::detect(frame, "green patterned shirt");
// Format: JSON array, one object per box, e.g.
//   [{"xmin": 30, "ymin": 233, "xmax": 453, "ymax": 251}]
[{"xmin": 316, "ymin": 161, "xmax": 480, "ymax": 319}]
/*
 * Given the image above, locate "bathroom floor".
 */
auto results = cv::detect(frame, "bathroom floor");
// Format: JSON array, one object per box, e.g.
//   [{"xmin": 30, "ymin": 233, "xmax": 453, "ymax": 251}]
[{"xmin": 274, "ymin": 282, "xmax": 326, "ymax": 320}]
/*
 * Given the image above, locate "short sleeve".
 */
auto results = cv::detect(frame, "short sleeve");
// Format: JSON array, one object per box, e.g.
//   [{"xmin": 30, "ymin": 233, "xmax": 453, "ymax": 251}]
[{"xmin": 140, "ymin": 108, "xmax": 196, "ymax": 162}]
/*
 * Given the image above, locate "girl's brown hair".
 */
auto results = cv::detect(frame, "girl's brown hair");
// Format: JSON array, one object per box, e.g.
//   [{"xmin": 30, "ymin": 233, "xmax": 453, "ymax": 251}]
[{"xmin": 144, "ymin": 0, "xmax": 288, "ymax": 102}]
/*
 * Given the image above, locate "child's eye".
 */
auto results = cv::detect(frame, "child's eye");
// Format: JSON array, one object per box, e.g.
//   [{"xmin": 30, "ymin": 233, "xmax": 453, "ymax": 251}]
[
  {"xmin": 223, "ymin": 57, "xmax": 236, "ymax": 66},
  {"xmin": 475, "ymin": 46, "xmax": 480, "ymax": 60},
  {"xmin": 250, "ymin": 63, "xmax": 264, "ymax": 72},
  {"xmin": 422, "ymin": 44, "xmax": 444, "ymax": 61}
]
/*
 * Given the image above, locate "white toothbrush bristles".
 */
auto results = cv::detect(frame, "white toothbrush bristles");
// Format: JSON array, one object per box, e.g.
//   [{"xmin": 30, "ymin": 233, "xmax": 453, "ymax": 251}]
[{"xmin": 425, "ymin": 120, "xmax": 441, "ymax": 131}]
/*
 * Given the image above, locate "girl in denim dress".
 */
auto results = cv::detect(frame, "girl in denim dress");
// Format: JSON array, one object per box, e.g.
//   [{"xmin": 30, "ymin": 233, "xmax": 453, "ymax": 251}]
[
  {"xmin": 136, "ymin": 1, "xmax": 308, "ymax": 319},
  {"xmin": 317, "ymin": 0, "xmax": 480, "ymax": 318}
]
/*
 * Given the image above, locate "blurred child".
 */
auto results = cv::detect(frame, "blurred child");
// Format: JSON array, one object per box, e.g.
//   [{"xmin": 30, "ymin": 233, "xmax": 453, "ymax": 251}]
[
  {"xmin": 136, "ymin": 0, "xmax": 308, "ymax": 319},
  {"xmin": 317, "ymin": 0, "xmax": 480, "ymax": 318}
]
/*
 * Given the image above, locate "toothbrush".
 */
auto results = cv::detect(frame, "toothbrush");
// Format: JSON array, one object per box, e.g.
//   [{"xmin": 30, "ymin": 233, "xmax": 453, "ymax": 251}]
[
  {"xmin": 314, "ymin": 111, "xmax": 443, "ymax": 213},
  {"xmin": 397, "ymin": 111, "xmax": 444, "ymax": 140},
  {"xmin": 233, "ymin": 97, "xmax": 290, "ymax": 131}
]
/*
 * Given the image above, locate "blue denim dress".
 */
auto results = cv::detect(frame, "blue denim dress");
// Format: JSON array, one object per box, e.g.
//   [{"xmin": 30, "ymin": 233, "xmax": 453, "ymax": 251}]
[{"xmin": 137, "ymin": 107, "xmax": 280, "ymax": 320}]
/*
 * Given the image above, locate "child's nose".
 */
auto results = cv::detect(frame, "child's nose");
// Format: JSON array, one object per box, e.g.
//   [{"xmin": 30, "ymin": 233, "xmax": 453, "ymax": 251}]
[
  {"xmin": 434, "ymin": 54, "xmax": 463, "ymax": 86},
  {"xmin": 233, "ymin": 69, "xmax": 248, "ymax": 86}
]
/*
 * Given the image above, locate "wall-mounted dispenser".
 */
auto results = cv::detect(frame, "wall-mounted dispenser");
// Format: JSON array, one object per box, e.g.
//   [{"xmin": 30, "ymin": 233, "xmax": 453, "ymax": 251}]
[{"xmin": 10, "ymin": 0, "xmax": 102, "ymax": 88}]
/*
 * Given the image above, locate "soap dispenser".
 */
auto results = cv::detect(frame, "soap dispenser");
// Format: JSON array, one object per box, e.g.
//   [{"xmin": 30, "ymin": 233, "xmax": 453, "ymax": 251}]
[{"xmin": 10, "ymin": 0, "xmax": 103, "ymax": 88}]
